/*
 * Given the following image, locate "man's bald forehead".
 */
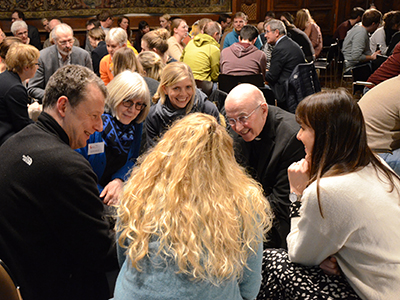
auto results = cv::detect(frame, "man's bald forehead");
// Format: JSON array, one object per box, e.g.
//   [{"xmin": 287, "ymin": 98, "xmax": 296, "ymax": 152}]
[
  {"xmin": 49, "ymin": 19, "xmax": 61, "ymax": 30},
  {"xmin": 226, "ymin": 84, "xmax": 265, "ymax": 106}
]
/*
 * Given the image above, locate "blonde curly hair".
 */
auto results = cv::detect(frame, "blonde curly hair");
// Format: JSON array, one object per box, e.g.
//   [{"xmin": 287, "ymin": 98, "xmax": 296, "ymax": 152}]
[{"xmin": 117, "ymin": 113, "xmax": 273, "ymax": 284}]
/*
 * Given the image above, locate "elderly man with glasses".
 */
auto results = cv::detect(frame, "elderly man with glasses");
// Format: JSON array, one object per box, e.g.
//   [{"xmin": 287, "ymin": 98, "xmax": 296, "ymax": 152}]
[
  {"xmin": 28, "ymin": 23, "xmax": 92, "ymax": 103},
  {"xmin": 11, "ymin": 9, "xmax": 42, "ymax": 50},
  {"xmin": 225, "ymin": 83, "xmax": 305, "ymax": 250}
]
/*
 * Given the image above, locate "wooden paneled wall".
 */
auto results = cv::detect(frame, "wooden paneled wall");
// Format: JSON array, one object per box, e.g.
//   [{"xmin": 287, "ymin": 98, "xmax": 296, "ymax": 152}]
[
  {"xmin": 0, "ymin": 0, "xmax": 399, "ymax": 47},
  {"xmin": 0, "ymin": 14, "xmax": 220, "ymax": 48}
]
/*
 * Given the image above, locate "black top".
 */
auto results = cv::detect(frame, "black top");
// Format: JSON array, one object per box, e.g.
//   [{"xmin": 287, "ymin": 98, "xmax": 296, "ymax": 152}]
[
  {"xmin": 232, "ymin": 106, "xmax": 305, "ymax": 248},
  {"xmin": 0, "ymin": 112, "xmax": 117, "ymax": 300},
  {"xmin": 0, "ymin": 70, "xmax": 32, "ymax": 146},
  {"xmin": 92, "ymin": 41, "xmax": 108, "ymax": 76},
  {"xmin": 28, "ymin": 24, "xmax": 42, "ymax": 50},
  {"xmin": 287, "ymin": 27, "xmax": 315, "ymax": 62}
]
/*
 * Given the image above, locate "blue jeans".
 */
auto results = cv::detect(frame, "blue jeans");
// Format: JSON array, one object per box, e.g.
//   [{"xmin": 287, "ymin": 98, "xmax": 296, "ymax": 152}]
[{"xmin": 379, "ymin": 149, "xmax": 400, "ymax": 176}]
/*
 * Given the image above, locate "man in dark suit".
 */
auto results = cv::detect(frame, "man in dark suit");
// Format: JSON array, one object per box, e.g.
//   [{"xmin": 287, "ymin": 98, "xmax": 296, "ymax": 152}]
[
  {"xmin": 0, "ymin": 65, "xmax": 117, "ymax": 300},
  {"xmin": 225, "ymin": 83, "xmax": 305, "ymax": 249},
  {"xmin": 11, "ymin": 10, "xmax": 42, "ymax": 50},
  {"xmin": 264, "ymin": 19, "xmax": 305, "ymax": 110},
  {"xmin": 28, "ymin": 23, "xmax": 92, "ymax": 102}
]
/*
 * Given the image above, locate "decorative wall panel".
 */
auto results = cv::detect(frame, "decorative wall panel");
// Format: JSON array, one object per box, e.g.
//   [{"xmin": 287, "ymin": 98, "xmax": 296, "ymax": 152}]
[{"xmin": 0, "ymin": 0, "xmax": 231, "ymax": 19}]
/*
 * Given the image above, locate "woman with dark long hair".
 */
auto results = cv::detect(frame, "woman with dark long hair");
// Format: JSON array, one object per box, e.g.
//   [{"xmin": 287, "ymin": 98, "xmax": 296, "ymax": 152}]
[
  {"xmin": 258, "ymin": 89, "xmax": 400, "ymax": 299},
  {"xmin": 118, "ymin": 16, "xmax": 133, "ymax": 43}
]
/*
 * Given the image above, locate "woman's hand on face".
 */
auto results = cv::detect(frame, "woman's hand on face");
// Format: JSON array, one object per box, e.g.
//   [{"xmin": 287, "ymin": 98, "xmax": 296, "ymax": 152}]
[
  {"xmin": 100, "ymin": 178, "xmax": 123, "ymax": 206},
  {"xmin": 288, "ymin": 158, "xmax": 310, "ymax": 196},
  {"xmin": 319, "ymin": 256, "xmax": 341, "ymax": 276}
]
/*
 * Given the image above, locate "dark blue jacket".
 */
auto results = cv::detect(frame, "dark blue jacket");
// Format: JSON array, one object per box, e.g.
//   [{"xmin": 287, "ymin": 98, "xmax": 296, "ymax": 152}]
[{"xmin": 76, "ymin": 113, "xmax": 142, "ymax": 193}]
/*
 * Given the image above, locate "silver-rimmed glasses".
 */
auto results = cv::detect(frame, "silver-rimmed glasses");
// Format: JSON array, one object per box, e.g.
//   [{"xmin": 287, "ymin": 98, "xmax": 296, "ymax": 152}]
[{"xmin": 227, "ymin": 104, "xmax": 261, "ymax": 126}]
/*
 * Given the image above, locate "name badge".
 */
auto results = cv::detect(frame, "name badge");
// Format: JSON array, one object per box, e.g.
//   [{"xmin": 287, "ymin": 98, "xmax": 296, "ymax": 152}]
[{"xmin": 88, "ymin": 142, "xmax": 105, "ymax": 155}]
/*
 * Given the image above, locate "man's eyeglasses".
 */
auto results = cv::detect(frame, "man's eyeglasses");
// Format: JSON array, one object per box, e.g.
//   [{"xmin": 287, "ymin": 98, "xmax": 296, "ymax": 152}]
[
  {"xmin": 228, "ymin": 104, "xmax": 261, "ymax": 126},
  {"xmin": 58, "ymin": 39, "xmax": 74, "ymax": 46},
  {"xmin": 122, "ymin": 99, "xmax": 147, "ymax": 111},
  {"xmin": 16, "ymin": 30, "xmax": 28, "ymax": 36}
]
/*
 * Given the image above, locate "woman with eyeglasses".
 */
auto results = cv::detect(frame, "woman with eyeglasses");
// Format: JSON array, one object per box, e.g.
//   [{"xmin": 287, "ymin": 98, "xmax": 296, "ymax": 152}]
[
  {"xmin": 145, "ymin": 62, "xmax": 219, "ymax": 149},
  {"xmin": 76, "ymin": 70, "xmax": 150, "ymax": 205}
]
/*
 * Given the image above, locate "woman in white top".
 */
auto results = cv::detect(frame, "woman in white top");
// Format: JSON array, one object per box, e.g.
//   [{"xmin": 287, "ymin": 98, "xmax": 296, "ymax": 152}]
[
  {"xmin": 258, "ymin": 89, "xmax": 400, "ymax": 300},
  {"xmin": 167, "ymin": 18, "xmax": 188, "ymax": 61}
]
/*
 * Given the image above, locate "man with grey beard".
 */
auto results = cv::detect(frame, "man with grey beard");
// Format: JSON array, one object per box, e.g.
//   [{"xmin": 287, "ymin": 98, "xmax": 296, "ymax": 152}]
[{"xmin": 28, "ymin": 23, "xmax": 92, "ymax": 102}]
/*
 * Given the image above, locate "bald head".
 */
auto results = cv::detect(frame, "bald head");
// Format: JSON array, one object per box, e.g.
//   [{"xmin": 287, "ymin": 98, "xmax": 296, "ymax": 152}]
[
  {"xmin": 225, "ymin": 84, "xmax": 268, "ymax": 142},
  {"xmin": 226, "ymin": 84, "xmax": 266, "ymax": 109},
  {"xmin": 49, "ymin": 19, "xmax": 62, "ymax": 31}
]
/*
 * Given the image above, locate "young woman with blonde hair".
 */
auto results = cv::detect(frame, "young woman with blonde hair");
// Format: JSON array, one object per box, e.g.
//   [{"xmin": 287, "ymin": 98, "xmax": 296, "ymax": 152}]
[
  {"xmin": 294, "ymin": 8, "xmax": 323, "ymax": 57},
  {"xmin": 159, "ymin": 13, "xmax": 171, "ymax": 31},
  {"xmin": 112, "ymin": 47, "xmax": 160, "ymax": 98},
  {"xmin": 76, "ymin": 71, "xmax": 150, "ymax": 205},
  {"xmin": 112, "ymin": 47, "xmax": 144, "ymax": 76},
  {"xmin": 144, "ymin": 62, "xmax": 219, "ymax": 148},
  {"xmin": 114, "ymin": 113, "xmax": 273, "ymax": 299},
  {"xmin": 141, "ymin": 28, "xmax": 175, "ymax": 64},
  {"xmin": 137, "ymin": 51, "xmax": 165, "ymax": 81},
  {"xmin": 258, "ymin": 89, "xmax": 400, "ymax": 299}
]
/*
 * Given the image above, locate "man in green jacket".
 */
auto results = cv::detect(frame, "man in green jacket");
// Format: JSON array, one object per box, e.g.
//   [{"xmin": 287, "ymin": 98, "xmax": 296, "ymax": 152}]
[{"xmin": 181, "ymin": 21, "xmax": 221, "ymax": 83}]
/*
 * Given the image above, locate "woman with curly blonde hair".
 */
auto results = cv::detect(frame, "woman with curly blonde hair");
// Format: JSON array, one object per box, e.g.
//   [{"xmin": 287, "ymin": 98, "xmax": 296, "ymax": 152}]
[{"xmin": 114, "ymin": 113, "xmax": 273, "ymax": 299}]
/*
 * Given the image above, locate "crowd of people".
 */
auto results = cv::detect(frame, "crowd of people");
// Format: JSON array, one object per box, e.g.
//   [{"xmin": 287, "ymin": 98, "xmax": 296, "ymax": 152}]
[{"xmin": 0, "ymin": 6, "xmax": 400, "ymax": 300}]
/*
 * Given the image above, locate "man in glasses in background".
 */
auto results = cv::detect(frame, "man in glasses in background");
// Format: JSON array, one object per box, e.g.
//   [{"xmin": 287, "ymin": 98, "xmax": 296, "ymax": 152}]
[
  {"xmin": 264, "ymin": 19, "xmax": 305, "ymax": 110},
  {"xmin": 28, "ymin": 23, "xmax": 92, "ymax": 103},
  {"xmin": 225, "ymin": 83, "xmax": 305, "ymax": 249},
  {"xmin": 11, "ymin": 9, "xmax": 42, "ymax": 50},
  {"xmin": 10, "ymin": 20, "xmax": 30, "ymax": 45}
]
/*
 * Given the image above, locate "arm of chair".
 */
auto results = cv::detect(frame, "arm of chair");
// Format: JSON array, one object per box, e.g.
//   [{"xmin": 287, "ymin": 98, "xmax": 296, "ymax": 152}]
[{"xmin": 353, "ymin": 81, "xmax": 375, "ymax": 86}]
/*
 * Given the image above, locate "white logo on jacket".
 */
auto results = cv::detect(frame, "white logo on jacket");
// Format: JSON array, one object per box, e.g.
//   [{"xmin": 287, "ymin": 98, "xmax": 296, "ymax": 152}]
[{"xmin": 22, "ymin": 155, "xmax": 33, "ymax": 166}]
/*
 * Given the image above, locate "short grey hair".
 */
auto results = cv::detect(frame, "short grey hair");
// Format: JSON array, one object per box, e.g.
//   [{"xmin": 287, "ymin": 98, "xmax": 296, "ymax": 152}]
[
  {"xmin": 266, "ymin": 19, "xmax": 287, "ymax": 36},
  {"xmin": 11, "ymin": 20, "xmax": 27, "ymax": 35},
  {"xmin": 51, "ymin": 23, "xmax": 73, "ymax": 42},
  {"xmin": 105, "ymin": 27, "xmax": 128, "ymax": 46},
  {"xmin": 204, "ymin": 21, "xmax": 221, "ymax": 37}
]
